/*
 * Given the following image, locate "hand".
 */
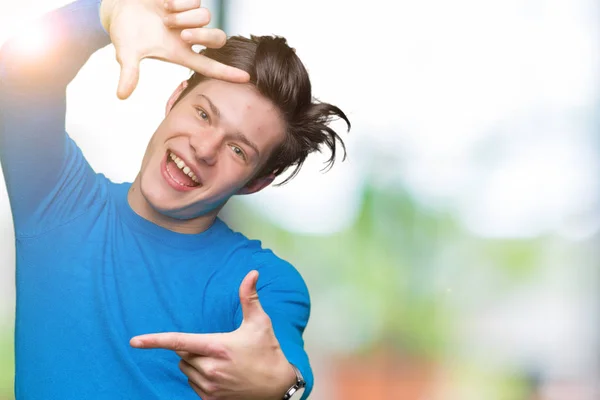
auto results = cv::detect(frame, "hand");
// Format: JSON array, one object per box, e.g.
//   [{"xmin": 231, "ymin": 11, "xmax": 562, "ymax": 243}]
[
  {"xmin": 100, "ymin": 0, "xmax": 250, "ymax": 99},
  {"xmin": 130, "ymin": 270, "xmax": 296, "ymax": 400}
]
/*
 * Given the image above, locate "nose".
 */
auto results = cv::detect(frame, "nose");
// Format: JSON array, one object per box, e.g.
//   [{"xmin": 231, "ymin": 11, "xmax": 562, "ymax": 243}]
[{"xmin": 190, "ymin": 130, "xmax": 221, "ymax": 166}]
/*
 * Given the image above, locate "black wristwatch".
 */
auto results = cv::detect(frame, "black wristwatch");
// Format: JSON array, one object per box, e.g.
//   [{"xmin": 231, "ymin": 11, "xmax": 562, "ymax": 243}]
[{"xmin": 282, "ymin": 363, "xmax": 306, "ymax": 399}]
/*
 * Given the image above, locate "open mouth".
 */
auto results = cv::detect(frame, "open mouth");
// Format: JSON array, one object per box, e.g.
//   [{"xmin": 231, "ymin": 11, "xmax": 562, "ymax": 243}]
[{"xmin": 164, "ymin": 151, "xmax": 202, "ymax": 189}]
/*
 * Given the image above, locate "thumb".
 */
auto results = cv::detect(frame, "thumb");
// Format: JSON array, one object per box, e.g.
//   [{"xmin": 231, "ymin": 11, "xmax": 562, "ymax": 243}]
[
  {"xmin": 116, "ymin": 50, "xmax": 140, "ymax": 100},
  {"xmin": 239, "ymin": 270, "xmax": 266, "ymax": 324}
]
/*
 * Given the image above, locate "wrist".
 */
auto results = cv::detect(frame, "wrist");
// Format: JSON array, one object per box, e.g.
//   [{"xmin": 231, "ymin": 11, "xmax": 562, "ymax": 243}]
[
  {"xmin": 268, "ymin": 360, "xmax": 296, "ymax": 400},
  {"xmin": 281, "ymin": 363, "xmax": 306, "ymax": 400},
  {"xmin": 281, "ymin": 362, "xmax": 297, "ymax": 395}
]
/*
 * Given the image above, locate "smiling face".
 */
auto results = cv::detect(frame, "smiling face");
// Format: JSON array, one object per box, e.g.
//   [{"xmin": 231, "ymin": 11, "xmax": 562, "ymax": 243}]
[{"xmin": 129, "ymin": 79, "xmax": 286, "ymax": 231}]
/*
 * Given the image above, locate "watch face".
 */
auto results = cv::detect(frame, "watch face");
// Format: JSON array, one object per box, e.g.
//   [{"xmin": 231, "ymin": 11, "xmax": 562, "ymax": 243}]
[{"xmin": 291, "ymin": 386, "xmax": 305, "ymax": 399}]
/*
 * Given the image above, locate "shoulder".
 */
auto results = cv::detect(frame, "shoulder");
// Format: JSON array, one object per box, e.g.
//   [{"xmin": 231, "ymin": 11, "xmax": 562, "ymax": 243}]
[{"xmin": 221, "ymin": 225, "xmax": 309, "ymax": 295}]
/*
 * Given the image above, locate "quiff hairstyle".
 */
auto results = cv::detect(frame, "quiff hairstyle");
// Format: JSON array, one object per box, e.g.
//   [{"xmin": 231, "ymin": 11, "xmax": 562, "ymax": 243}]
[{"xmin": 173, "ymin": 35, "xmax": 350, "ymax": 185}]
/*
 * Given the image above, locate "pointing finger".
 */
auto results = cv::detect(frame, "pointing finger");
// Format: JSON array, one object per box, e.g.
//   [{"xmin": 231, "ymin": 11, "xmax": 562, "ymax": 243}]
[
  {"xmin": 177, "ymin": 50, "xmax": 250, "ymax": 83},
  {"xmin": 130, "ymin": 332, "xmax": 223, "ymax": 355}
]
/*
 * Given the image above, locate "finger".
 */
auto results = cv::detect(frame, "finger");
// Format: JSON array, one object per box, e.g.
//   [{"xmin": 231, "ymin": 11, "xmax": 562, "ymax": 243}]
[
  {"xmin": 239, "ymin": 270, "xmax": 268, "ymax": 324},
  {"xmin": 130, "ymin": 332, "xmax": 223, "ymax": 355},
  {"xmin": 181, "ymin": 28, "xmax": 226, "ymax": 49},
  {"xmin": 182, "ymin": 356, "xmax": 224, "ymax": 389},
  {"xmin": 164, "ymin": 0, "xmax": 201, "ymax": 12},
  {"xmin": 164, "ymin": 8, "xmax": 211, "ymax": 29},
  {"xmin": 189, "ymin": 379, "xmax": 210, "ymax": 399},
  {"xmin": 179, "ymin": 359, "xmax": 206, "ymax": 388},
  {"xmin": 115, "ymin": 50, "xmax": 140, "ymax": 100},
  {"xmin": 178, "ymin": 50, "xmax": 250, "ymax": 83},
  {"xmin": 180, "ymin": 360, "xmax": 218, "ymax": 398}
]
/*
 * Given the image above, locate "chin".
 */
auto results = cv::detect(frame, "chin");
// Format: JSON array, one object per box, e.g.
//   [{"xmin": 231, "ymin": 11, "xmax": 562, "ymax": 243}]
[
  {"xmin": 138, "ymin": 175, "xmax": 214, "ymax": 221},
  {"xmin": 139, "ymin": 172, "xmax": 181, "ymax": 214}
]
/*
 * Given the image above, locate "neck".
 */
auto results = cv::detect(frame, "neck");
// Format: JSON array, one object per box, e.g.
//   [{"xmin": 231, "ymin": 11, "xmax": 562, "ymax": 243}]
[{"xmin": 127, "ymin": 176, "xmax": 220, "ymax": 234}]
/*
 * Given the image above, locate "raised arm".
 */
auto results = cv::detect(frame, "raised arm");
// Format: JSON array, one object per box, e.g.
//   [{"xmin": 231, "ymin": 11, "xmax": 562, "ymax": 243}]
[
  {"xmin": 0, "ymin": 0, "xmax": 112, "ymax": 234},
  {"xmin": 0, "ymin": 0, "xmax": 248, "ymax": 235}
]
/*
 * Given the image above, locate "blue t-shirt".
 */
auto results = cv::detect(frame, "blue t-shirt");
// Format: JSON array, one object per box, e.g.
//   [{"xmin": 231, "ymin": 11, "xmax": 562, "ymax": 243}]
[{"xmin": 0, "ymin": 0, "xmax": 313, "ymax": 398}]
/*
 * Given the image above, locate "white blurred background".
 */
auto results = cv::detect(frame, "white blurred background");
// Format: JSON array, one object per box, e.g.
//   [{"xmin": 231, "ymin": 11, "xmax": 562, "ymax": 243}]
[{"xmin": 1, "ymin": 0, "xmax": 599, "ymax": 399}]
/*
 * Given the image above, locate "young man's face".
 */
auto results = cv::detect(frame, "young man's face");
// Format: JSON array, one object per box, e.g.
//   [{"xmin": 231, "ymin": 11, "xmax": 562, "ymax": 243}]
[{"xmin": 137, "ymin": 79, "xmax": 286, "ymax": 220}]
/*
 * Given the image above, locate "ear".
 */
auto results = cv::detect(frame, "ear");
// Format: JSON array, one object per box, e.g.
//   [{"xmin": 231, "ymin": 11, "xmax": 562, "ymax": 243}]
[
  {"xmin": 165, "ymin": 80, "xmax": 189, "ymax": 115},
  {"xmin": 237, "ymin": 173, "xmax": 276, "ymax": 195}
]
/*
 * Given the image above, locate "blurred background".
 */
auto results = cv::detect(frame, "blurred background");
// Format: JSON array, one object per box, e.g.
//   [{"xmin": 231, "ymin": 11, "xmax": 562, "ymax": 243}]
[{"xmin": 1, "ymin": 0, "xmax": 599, "ymax": 398}]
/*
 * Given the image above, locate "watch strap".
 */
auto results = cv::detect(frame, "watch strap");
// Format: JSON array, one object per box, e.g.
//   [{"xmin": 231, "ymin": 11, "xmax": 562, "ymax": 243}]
[{"xmin": 282, "ymin": 363, "xmax": 306, "ymax": 399}]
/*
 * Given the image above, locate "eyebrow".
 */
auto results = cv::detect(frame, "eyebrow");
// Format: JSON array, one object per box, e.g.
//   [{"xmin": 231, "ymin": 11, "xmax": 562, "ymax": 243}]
[
  {"xmin": 197, "ymin": 94, "xmax": 261, "ymax": 157},
  {"xmin": 198, "ymin": 94, "xmax": 220, "ymax": 119}
]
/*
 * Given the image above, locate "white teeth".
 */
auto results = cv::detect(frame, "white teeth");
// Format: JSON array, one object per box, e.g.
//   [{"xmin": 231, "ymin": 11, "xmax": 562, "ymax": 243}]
[{"xmin": 169, "ymin": 152, "xmax": 200, "ymax": 184}]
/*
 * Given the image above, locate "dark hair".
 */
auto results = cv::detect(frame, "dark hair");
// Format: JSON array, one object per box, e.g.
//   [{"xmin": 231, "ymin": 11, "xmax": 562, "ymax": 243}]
[{"xmin": 174, "ymin": 35, "xmax": 350, "ymax": 185}]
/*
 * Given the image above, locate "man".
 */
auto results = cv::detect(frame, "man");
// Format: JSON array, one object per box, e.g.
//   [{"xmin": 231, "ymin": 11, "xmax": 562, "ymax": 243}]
[{"xmin": 0, "ymin": 0, "xmax": 349, "ymax": 398}]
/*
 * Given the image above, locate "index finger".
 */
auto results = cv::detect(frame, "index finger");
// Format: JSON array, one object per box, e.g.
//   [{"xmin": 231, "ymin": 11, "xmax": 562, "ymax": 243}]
[
  {"xmin": 179, "ymin": 50, "xmax": 250, "ymax": 83},
  {"xmin": 130, "ymin": 332, "xmax": 221, "ymax": 354}
]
